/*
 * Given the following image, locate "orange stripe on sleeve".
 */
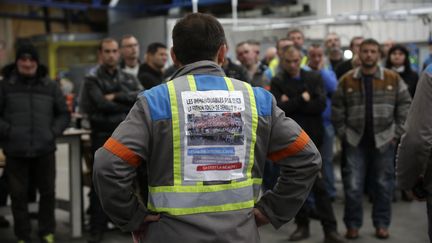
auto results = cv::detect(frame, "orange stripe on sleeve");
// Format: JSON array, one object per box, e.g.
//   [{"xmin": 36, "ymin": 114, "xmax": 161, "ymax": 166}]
[
  {"xmin": 267, "ymin": 130, "xmax": 310, "ymax": 162},
  {"xmin": 103, "ymin": 137, "xmax": 142, "ymax": 167}
]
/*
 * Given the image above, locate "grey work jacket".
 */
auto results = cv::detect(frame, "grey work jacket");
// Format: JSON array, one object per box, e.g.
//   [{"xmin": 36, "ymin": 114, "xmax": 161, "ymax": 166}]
[
  {"xmin": 93, "ymin": 60, "xmax": 321, "ymax": 243},
  {"xmin": 397, "ymin": 65, "xmax": 432, "ymax": 193}
]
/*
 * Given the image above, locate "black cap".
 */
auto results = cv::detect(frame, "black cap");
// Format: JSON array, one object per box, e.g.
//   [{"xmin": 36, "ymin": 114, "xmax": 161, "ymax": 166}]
[{"xmin": 15, "ymin": 44, "xmax": 39, "ymax": 64}]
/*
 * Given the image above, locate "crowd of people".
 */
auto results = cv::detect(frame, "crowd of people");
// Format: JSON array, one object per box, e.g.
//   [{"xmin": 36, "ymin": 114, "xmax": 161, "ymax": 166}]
[{"xmin": 0, "ymin": 13, "xmax": 432, "ymax": 243}]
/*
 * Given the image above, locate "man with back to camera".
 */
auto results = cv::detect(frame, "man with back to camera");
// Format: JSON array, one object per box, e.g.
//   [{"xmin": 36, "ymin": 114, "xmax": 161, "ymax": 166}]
[
  {"xmin": 332, "ymin": 38, "xmax": 411, "ymax": 239},
  {"xmin": 119, "ymin": 34, "xmax": 141, "ymax": 78},
  {"xmin": 397, "ymin": 64, "xmax": 432, "ymax": 243},
  {"xmin": 0, "ymin": 43, "xmax": 70, "ymax": 243},
  {"xmin": 138, "ymin": 42, "xmax": 168, "ymax": 89},
  {"xmin": 92, "ymin": 13, "xmax": 321, "ymax": 243},
  {"xmin": 80, "ymin": 37, "xmax": 142, "ymax": 243}
]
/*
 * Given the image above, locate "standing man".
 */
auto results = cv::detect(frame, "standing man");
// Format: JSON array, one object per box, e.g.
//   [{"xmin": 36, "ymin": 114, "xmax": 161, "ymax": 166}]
[
  {"xmin": 397, "ymin": 64, "xmax": 432, "ymax": 242},
  {"xmin": 287, "ymin": 28, "xmax": 308, "ymax": 66},
  {"xmin": 0, "ymin": 44, "xmax": 70, "ymax": 243},
  {"xmin": 81, "ymin": 38, "xmax": 142, "ymax": 243},
  {"xmin": 305, "ymin": 43, "xmax": 338, "ymax": 200},
  {"xmin": 335, "ymin": 36, "xmax": 364, "ymax": 79},
  {"xmin": 324, "ymin": 33, "xmax": 344, "ymax": 70},
  {"xmin": 271, "ymin": 46, "xmax": 345, "ymax": 243},
  {"xmin": 235, "ymin": 41, "xmax": 267, "ymax": 88},
  {"xmin": 0, "ymin": 39, "xmax": 10, "ymax": 229},
  {"xmin": 263, "ymin": 38, "xmax": 293, "ymax": 87},
  {"xmin": 332, "ymin": 38, "xmax": 411, "ymax": 239},
  {"xmin": 93, "ymin": 13, "xmax": 321, "ymax": 243},
  {"xmin": 138, "ymin": 42, "xmax": 168, "ymax": 89},
  {"xmin": 119, "ymin": 34, "xmax": 141, "ymax": 78}
]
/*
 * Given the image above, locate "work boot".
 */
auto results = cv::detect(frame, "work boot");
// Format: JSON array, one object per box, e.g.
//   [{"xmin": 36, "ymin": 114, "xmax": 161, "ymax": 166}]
[
  {"xmin": 88, "ymin": 230, "xmax": 103, "ymax": 243},
  {"xmin": 345, "ymin": 228, "xmax": 359, "ymax": 239},
  {"xmin": 324, "ymin": 231, "xmax": 346, "ymax": 243},
  {"xmin": 375, "ymin": 228, "xmax": 389, "ymax": 239},
  {"xmin": 289, "ymin": 224, "xmax": 310, "ymax": 241}
]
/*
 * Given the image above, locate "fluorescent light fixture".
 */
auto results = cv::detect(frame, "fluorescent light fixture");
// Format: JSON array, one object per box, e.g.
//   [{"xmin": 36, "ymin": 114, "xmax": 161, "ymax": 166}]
[
  {"xmin": 344, "ymin": 50, "xmax": 353, "ymax": 59},
  {"xmin": 109, "ymin": 0, "xmax": 120, "ymax": 7},
  {"xmin": 410, "ymin": 7, "xmax": 432, "ymax": 15}
]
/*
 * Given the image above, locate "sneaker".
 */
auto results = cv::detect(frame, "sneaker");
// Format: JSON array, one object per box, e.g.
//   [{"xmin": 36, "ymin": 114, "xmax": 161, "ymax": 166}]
[
  {"xmin": 17, "ymin": 240, "xmax": 32, "ymax": 243},
  {"xmin": 40, "ymin": 233, "xmax": 55, "ymax": 243}
]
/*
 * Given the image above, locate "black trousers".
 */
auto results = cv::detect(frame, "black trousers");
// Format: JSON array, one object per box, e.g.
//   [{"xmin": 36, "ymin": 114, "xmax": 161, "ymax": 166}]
[
  {"xmin": 6, "ymin": 153, "xmax": 56, "ymax": 240},
  {"xmin": 89, "ymin": 132, "xmax": 111, "ymax": 232},
  {"xmin": 295, "ymin": 175, "xmax": 338, "ymax": 233}
]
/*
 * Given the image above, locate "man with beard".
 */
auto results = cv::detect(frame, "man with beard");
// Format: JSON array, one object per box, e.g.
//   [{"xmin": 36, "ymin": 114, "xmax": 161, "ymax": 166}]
[
  {"xmin": 324, "ymin": 33, "xmax": 344, "ymax": 70},
  {"xmin": 119, "ymin": 35, "xmax": 141, "ymax": 78},
  {"xmin": 332, "ymin": 38, "xmax": 411, "ymax": 240},
  {"xmin": 138, "ymin": 42, "xmax": 168, "ymax": 89}
]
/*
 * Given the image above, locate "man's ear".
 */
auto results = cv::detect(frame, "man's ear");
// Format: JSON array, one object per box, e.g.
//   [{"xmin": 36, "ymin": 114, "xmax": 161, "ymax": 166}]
[
  {"xmin": 171, "ymin": 47, "xmax": 182, "ymax": 66},
  {"xmin": 216, "ymin": 44, "xmax": 227, "ymax": 66}
]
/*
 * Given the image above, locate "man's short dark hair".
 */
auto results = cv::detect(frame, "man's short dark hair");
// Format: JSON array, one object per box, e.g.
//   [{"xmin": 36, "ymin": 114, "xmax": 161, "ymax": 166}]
[
  {"xmin": 276, "ymin": 38, "xmax": 291, "ymax": 49},
  {"xmin": 98, "ymin": 38, "xmax": 117, "ymax": 51},
  {"xmin": 287, "ymin": 28, "xmax": 304, "ymax": 38},
  {"xmin": 147, "ymin": 42, "xmax": 166, "ymax": 55},
  {"xmin": 120, "ymin": 34, "xmax": 137, "ymax": 47},
  {"xmin": 349, "ymin": 36, "xmax": 364, "ymax": 49},
  {"xmin": 360, "ymin": 38, "xmax": 381, "ymax": 51},
  {"xmin": 172, "ymin": 13, "xmax": 226, "ymax": 65}
]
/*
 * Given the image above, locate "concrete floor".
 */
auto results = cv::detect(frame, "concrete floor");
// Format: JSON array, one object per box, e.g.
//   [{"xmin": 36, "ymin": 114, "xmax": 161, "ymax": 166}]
[{"xmin": 0, "ymin": 144, "xmax": 429, "ymax": 243}]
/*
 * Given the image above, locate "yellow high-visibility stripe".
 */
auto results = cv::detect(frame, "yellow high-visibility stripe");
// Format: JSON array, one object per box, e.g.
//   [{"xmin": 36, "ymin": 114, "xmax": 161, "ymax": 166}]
[
  {"xmin": 155, "ymin": 77, "xmax": 261, "ymax": 216},
  {"xmin": 224, "ymin": 77, "xmax": 235, "ymax": 91},
  {"xmin": 187, "ymin": 75, "xmax": 197, "ymax": 91},
  {"xmin": 244, "ymin": 83, "xmax": 258, "ymax": 180},
  {"xmin": 167, "ymin": 81, "xmax": 181, "ymax": 186},
  {"xmin": 148, "ymin": 200, "xmax": 255, "ymax": 216},
  {"xmin": 253, "ymin": 178, "xmax": 262, "ymax": 185}
]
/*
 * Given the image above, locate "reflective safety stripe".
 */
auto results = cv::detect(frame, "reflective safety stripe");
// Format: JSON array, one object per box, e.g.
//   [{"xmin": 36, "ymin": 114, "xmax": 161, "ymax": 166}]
[
  {"xmin": 187, "ymin": 75, "xmax": 197, "ymax": 91},
  {"xmin": 167, "ymin": 81, "xmax": 182, "ymax": 186},
  {"xmin": 267, "ymin": 129, "xmax": 310, "ymax": 161},
  {"xmin": 244, "ymin": 83, "xmax": 258, "ymax": 180},
  {"xmin": 149, "ymin": 185, "xmax": 253, "ymax": 209},
  {"xmin": 149, "ymin": 76, "xmax": 262, "ymax": 215},
  {"xmin": 224, "ymin": 77, "xmax": 235, "ymax": 91},
  {"xmin": 148, "ymin": 200, "xmax": 255, "ymax": 216},
  {"xmin": 103, "ymin": 137, "xmax": 141, "ymax": 167}
]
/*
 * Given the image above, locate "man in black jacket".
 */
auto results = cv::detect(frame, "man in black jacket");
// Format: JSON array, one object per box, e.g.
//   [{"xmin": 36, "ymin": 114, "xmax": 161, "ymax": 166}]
[
  {"xmin": 137, "ymin": 42, "xmax": 168, "ymax": 89},
  {"xmin": 0, "ymin": 44, "xmax": 70, "ymax": 243},
  {"xmin": 270, "ymin": 46, "xmax": 345, "ymax": 243},
  {"xmin": 81, "ymin": 38, "xmax": 142, "ymax": 243}
]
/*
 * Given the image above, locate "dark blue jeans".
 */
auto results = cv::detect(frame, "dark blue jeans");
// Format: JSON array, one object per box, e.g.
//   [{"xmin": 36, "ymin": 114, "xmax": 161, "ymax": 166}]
[
  {"xmin": 320, "ymin": 124, "xmax": 336, "ymax": 199},
  {"xmin": 342, "ymin": 141, "xmax": 395, "ymax": 229}
]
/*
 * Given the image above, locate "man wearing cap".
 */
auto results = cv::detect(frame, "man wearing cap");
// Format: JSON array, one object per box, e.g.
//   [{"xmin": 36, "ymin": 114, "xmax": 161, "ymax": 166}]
[{"xmin": 0, "ymin": 44, "xmax": 70, "ymax": 243}]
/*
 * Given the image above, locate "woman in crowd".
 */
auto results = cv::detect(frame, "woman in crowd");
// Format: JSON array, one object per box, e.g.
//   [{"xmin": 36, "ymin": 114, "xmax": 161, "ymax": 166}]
[{"xmin": 385, "ymin": 44, "xmax": 419, "ymax": 97}]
